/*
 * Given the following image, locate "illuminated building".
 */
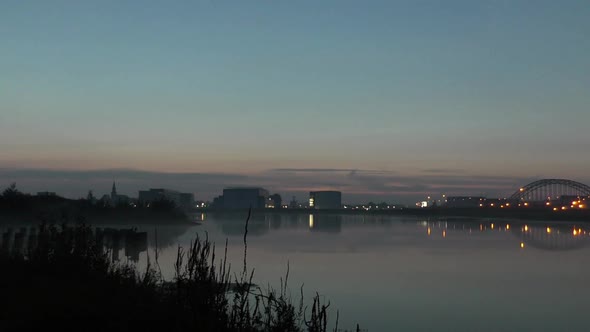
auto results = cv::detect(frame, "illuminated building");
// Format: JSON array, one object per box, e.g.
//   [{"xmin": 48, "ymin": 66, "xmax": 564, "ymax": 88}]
[{"xmin": 309, "ymin": 191, "xmax": 342, "ymax": 209}]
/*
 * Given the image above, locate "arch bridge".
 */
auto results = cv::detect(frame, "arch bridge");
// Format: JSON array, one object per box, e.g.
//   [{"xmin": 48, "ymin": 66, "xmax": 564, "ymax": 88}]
[{"xmin": 509, "ymin": 179, "xmax": 590, "ymax": 202}]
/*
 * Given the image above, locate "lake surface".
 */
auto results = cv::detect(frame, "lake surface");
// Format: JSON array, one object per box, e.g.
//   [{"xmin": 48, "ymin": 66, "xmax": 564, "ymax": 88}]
[{"xmin": 3, "ymin": 212, "xmax": 590, "ymax": 332}]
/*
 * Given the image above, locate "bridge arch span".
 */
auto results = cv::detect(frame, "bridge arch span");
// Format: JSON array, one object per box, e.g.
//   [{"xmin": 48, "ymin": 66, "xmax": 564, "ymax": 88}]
[{"xmin": 509, "ymin": 179, "xmax": 590, "ymax": 202}]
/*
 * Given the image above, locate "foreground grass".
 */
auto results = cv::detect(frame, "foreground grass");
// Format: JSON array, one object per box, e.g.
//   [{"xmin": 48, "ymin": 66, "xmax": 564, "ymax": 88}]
[{"xmin": 0, "ymin": 222, "xmax": 357, "ymax": 332}]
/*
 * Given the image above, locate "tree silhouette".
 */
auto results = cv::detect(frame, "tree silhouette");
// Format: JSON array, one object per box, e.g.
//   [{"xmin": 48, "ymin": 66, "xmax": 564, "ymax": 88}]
[{"xmin": 2, "ymin": 183, "xmax": 20, "ymax": 198}]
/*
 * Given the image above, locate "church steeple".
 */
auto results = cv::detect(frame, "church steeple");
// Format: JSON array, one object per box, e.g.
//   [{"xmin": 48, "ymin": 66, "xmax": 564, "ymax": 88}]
[{"xmin": 111, "ymin": 182, "xmax": 117, "ymax": 198}]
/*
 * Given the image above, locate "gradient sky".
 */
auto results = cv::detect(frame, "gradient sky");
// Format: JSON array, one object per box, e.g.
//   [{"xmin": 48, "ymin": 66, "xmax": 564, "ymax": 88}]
[{"xmin": 2, "ymin": 0, "xmax": 590, "ymax": 202}]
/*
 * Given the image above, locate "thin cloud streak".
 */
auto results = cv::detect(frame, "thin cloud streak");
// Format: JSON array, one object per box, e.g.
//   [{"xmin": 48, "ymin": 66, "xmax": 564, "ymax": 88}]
[
  {"xmin": 420, "ymin": 168, "xmax": 466, "ymax": 174},
  {"xmin": 271, "ymin": 168, "xmax": 397, "ymax": 175}
]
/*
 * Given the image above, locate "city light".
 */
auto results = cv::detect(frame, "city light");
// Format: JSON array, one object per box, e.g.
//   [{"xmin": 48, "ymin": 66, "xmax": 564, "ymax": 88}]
[
  {"xmin": 427, "ymin": 227, "xmax": 431, "ymax": 236},
  {"xmin": 442, "ymin": 230, "xmax": 446, "ymax": 238},
  {"xmin": 308, "ymin": 214, "xmax": 314, "ymax": 228},
  {"xmin": 506, "ymin": 224, "xmax": 510, "ymax": 230},
  {"xmin": 524, "ymin": 225, "xmax": 529, "ymax": 232},
  {"xmin": 520, "ymin": 242, "xmax": 525, "ymax": 248},
  {"xmin": 546, "ymin": 227, "xmax": 551, "ymax": 234}
]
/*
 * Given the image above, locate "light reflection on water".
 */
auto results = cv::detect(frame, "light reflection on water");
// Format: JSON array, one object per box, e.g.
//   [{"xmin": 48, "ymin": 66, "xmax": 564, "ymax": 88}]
[{"xmin": 3, "ymin": 213, "xmax": 590, "ymax": 331}]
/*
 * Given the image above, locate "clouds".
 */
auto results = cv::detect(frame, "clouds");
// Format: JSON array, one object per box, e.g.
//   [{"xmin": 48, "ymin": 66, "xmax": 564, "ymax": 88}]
[
  {"xmin": 1, "ymin": 167, "xmax": 586, "ymax": 204},
  {"xmin": 420, "ymin": 168, "xmax": 466, "ymax": 174},
  {"xmin": 271, "ymin": 168, "xmax": 396, "ymax": 175},
  {"xmin": 271, "ymin": 168, "xmax": 358, "ymax": 173},
  {"xmin": 271, "ymin": 168, "xmax": 531, "ymax": 201}
]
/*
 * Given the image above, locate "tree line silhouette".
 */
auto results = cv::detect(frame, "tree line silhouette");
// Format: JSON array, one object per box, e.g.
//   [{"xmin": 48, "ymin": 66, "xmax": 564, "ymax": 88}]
[{"xmin": 0, "ymin": 183, "xmax": 186, "ymax": 223}]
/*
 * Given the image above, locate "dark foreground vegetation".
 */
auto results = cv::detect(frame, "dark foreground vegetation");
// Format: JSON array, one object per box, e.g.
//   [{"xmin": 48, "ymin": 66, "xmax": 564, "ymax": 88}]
[{"xmin": 0, "ymin": 220, "xmax": 359, "ymax": 332}]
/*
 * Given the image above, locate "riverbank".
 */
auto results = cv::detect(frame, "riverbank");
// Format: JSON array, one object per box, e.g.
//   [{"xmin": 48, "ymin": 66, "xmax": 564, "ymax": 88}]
[
  {"xmin": 195, "ymin": 207, "xmax": 590, "ymax": 222},
  {"xmin": 0, "ymin": 223, "xmax": 348, "ymax": 332}
]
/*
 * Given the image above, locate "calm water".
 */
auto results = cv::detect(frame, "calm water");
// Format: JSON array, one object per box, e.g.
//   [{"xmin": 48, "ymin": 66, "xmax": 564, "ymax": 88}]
[{"xmin": 3, "ymin": 213, "xmax": 590, "ymax": 332}]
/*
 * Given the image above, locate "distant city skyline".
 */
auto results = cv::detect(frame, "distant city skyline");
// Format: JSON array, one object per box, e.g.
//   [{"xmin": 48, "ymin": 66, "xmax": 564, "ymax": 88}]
[
  {"xmin": 1, "ymin": 167, "xmax": 584, "ymax": 205},
  {"xmin": 2, "ymin": 1, "xmax": 589, "ymax": 203}
]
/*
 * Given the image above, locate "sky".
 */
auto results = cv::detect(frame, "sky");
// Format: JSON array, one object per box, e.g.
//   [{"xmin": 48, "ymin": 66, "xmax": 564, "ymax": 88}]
[{"xmin": 1, "ymin": 0, "xmax": 590, "ymax": 203}]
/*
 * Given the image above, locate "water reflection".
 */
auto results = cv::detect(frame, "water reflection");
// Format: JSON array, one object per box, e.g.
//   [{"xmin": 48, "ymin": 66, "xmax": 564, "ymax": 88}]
[
  {"xmin": 3, "ymin": 215, "xmax": 590, "ymax": 331},
  {"xmin": 517, "ymin": 224, "xmax": 588, "ymax": 251},
  {"xmin": 309, "ymin": 214, "xmax": 342, "ymax": 233},
  {"xmin": 205, "ymin": 213, "xmax": 590, "ymax": 252},
  {"xmin": 211, "ymin": 213, "xmax": 400, "ymax": 237},
  {"xmin": 0, "ymin": 224, "xmax": 192, "ymax": 262},
  {"xmin": 2, "ymin": 216, "xmax": 589, "ymax": 261},
  {"xmin": 417, "ymin": 219, "xmax": 590, "ymax": 251},
  {"xmin": 214, "ymin": 213, "xmax": 345, "ymax": 236}
]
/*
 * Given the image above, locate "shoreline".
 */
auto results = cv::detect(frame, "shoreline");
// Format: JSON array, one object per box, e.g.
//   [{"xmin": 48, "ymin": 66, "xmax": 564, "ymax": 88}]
[
  {"xmin": 1, "ymin": 206, "xmax": 589, "ymax": 225},
  {"xmin": 195, "ymin": 207, "xmax": 590, "ymax": 222}
]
